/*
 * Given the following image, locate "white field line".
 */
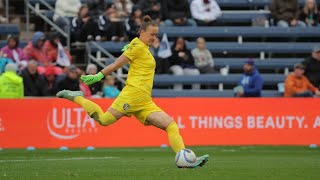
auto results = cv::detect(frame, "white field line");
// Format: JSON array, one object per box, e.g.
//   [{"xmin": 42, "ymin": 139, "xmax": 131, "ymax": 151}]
[{"xmin": 0, "ymin": 157, "xmax": 117, "ymax": 163}]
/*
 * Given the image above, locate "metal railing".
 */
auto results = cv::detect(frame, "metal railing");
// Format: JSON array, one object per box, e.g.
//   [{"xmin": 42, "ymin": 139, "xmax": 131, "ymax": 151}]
[
  {"xmin": 5, "ymin": 0, "xmax": 8, "ymax": 22},
  {"xmin": 86, "ymin": 41, "xmax": 127, "ymax": 84},
  {"xmin": 24, "ymin": 0, "xmax": 71, "ymax": 50}
]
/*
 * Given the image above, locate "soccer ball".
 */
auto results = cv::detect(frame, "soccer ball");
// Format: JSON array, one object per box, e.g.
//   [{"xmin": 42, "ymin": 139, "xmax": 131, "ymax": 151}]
[{"xmin": 175, "ymin": 149, "xmax": 197, "ymax": 167}]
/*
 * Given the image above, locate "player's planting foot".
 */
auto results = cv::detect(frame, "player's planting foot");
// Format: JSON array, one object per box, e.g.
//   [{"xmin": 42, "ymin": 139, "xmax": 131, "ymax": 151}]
[
  {"xmin": 183, "ymin": 154, "xmax": 209, "ymax": 169},
  {"xmin": 56, "ymin": 90, "xmax": 84, "ymax": 101}
]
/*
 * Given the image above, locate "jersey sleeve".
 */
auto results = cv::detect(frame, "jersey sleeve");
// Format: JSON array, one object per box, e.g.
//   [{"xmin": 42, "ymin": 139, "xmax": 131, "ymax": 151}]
[{"xmin": 123, "ymin": 44, "xmax": 141, "ymax": 62}]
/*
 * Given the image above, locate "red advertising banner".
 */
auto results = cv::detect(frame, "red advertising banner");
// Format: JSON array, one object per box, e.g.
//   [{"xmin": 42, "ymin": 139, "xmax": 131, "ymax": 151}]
[{"xmin": 0, "ymin": 98, "xmax": 319, "ymax": 148}]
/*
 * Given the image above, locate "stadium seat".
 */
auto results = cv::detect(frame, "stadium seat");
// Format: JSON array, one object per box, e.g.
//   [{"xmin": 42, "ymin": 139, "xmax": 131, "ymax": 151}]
[
  {"xmin": 44, "ymin": 10, "xmax": 54, "ymax": 20},
  {"xmin": 153, "ymin": 74, "xmax": 285, "ymax": 86},
  {"xmin": 152, "ymin": 89, "xmax": 281, "ymax": 97},
  {"xmin": 215, "ymin": 0, "xmax": 311, "ymax": 7},
  {"xmin": 0, "ymin": 24, "xmax": 20, "ymax": 35},
  {"xmin": 158, "ymin": 27, "xmax": 320, "ymax": 38},
  {"xmin": 103, "ymin": 57, "xmax": 300, "ymax": 71},
  {"xmin": 0, "ymin": 40, "xmax": 27, "ymax": 48},
  {"xmin": 89, "ymin": 41, "xmax": 318, "ymax": 54},
  {"xmin": 218, "ymin": 11, "xmax": 271, "ymax": 23},
  {"xmin": 28, "ymin": 0, "xmax": 56, "ymax": 6},
  {"xmin": 214, "ymin": 58, "xmax": 302, "ymax": 69}
]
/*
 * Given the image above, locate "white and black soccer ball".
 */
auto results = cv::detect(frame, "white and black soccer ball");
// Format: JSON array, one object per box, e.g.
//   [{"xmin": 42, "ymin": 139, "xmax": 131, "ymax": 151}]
[{"xmin": 175, "ymin": 149, "xmax": 197, "ymax": 168}]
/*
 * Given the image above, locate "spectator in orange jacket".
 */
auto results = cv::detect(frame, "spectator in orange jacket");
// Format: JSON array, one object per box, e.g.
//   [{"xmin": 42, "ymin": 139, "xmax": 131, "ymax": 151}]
[
  {"xmin": 24, "ymin": 32, "xmax": 64, "ymax": 75},
  {"xmin": 23, "ymin": 31, "xmax": 48, "ymax": 65},
  {"xmin": 44, "ymin": 32, "xmax": 72, "ymax": 66},
  {"xmin": 284, "ymin": 63, "xmax": 320, "ymax": 97}
]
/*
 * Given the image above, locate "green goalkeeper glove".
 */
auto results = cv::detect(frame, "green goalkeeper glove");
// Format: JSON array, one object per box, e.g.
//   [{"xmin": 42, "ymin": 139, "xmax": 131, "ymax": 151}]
[{"xmin": 80, "ymin": 72, "xmax": 104, "ymax": 85}]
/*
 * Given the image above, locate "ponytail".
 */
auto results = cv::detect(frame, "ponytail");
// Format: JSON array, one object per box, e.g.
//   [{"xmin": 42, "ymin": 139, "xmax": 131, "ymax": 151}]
[{"xmin": 139, "ymin": 15, "xmax": 157, "ymax": 33}]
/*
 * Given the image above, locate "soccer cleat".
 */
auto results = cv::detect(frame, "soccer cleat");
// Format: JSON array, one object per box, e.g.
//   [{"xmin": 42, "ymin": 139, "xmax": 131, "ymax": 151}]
[
  {"xmin": 178, "ymin": 154, "xmax": 209, "ymax": 169},
  {"xmin": 56, "ymin": 90, "xmax": 84, "ymax": 101}
]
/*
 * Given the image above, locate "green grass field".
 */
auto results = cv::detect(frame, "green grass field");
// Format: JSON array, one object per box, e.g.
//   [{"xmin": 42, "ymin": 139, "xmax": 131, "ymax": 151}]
[{"xmin": 0, "ymin": 146, "xmax": 319, "ymax": 180}]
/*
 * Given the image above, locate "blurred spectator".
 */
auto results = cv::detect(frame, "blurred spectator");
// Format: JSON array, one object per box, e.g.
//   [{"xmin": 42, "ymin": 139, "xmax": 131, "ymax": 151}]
[
  {"xmin": 20, "ymin": 60, "xmax": 49, "ymax": 96},
  {"xmin": 0, "ymin": 56, "xmax": 12, "ymax": 74},
  {"xmin": 139, "ymin": 0, "xmax": 162, "ymax": 25},
  {"xmin": 169, "ymin": 37, "xmax": 200, "ymax": 90},
  {"xmin": 44, "ymin": 32, "xmax": 72, "ymax": 67},
  {"xmin": 103, "ymin": 75, "xmax": 120, "ymax": 98},
  {"xmin": 114, "ymin": 0, "xmax": 134, "ymax": 19},
  {"xmin": 23, "ymin": 32, "xmax": 47, "ymax": 64},
  {"xmin": 235, "ymin": 59, "xmax": 263, "ymax": 97},
  {"xmin": 1, "ymin": 35, "xmax": 28, "ymax": 70},
  {"xmin": 0, "ymin": 0, "xmax": 7, "ymax": 23},
  {"xmin": 24, "ymin": 32, "xmax": 63, "ymax": 75},
  {"xmin": 98, "ymin": 6, "xmax": 127, "ymax": 41},
  {"xmin": 78, "ymin": 69, "xmax": 92, "ymax": 97},
  {"xmin": 300, "ymin": 0, "xmax": 319, "ymax": 26},
  {"xmin": 191, "ymin": 37, "xmax": 215, "ymax": 74},
  {"xmin": 0, "ymin": 63, "xmax": 24, "ymax": 98},
  {"xmin": 284, "ymin": 63, "xmax": 320, "ymax": 97},
  {"xmin": 190, "ymin": 0, "xmax": 222, "ymax": 26},
  {"xmin": 125, "ymin": 5, "xmax": 142, "ymax": 40},
  {"xmin": 72, "ymin": 4, "xmax": 101, "ymax": 42},
  {"xmin": 302, "ymin": 45, "xmax": 320, "ymax": 88},
  {"xmin": 0, "ymin": 15, "xmax": 6, "ymax": 24},
  {"xmin": 44, "ymin": 66, "xmax": 58, "ymax": 96},
  {"xmin": 86, "ymin": 64, "xmax": 103, "ymax": 96},
  {"xmin": 83, "ymin": 0, "xmax": 106, "ymax": 18},
  {"xmin": 151, "ymin": 37, "xmax": 170, "ymax": 74},
  {"xmin": 53, "ymin": 0, "xmax": 82, "ymax": 30},
  {"xmin": 162, "ymin": 0, "xmax": 197, "ymax": 26},
  {"xmin": 56, "ymin": 65, "xmax": 80, "ymax": 92},
  {"xmin": 271, "ymin": 0, "xmax": 306, "ymax": 27}
]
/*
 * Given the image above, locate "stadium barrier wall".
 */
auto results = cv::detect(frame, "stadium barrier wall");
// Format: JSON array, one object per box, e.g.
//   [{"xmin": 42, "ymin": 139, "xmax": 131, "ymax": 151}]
[{"xmin": 0, "ymin": 98, "xmax": 319, "ymax": 148}]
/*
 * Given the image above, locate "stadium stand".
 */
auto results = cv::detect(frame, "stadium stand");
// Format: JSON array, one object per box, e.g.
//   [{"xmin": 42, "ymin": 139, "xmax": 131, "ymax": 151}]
[
  {"xmin": 213, "ymin": 0, "xmax": 315, "ymax": 8},
  {"xmin": 217, "ymin": 11, "xmax": 271, "ymax": 23},
  {"xmin": 0, "ymin": 40, "xmax": 27, "ymax": 48},
  {"xmin": 40, "ymin": 9, "xmax": 271, "ymax": 24},
  {"xmin": 214, "ymin": 58, "xmax": 302, "ymax": 70},
  {"xmin": 27, "ymin": 0, "xmax": 313, "ymax": 7},
  {"xmin": 28, "ymin": 0, "xmax": 56, "ymax": 6},
  {"xmin": 89, "ymin": 41, "xmax": 318, "ymax": 54},
  {"xmin": 151, "ymin": 89, "xmax": 281, "ymax": 97},
  {"xmin": 158, "ymin": 26, "xmax": 320, "ymax": 38},
  {"xmin": 153, "ymin": 74, "xmax": 285, "ymax": 86},
  {"xmin": 4, "ymin": 0, "xmax": 320, "ymax": 98},
  {"xmin": 0, "ymin": 24, "xmax": 20, "ymax": 35},
  {"xmin": 103, "ymin": 57, "xmax": 301, "ymax": 72}
]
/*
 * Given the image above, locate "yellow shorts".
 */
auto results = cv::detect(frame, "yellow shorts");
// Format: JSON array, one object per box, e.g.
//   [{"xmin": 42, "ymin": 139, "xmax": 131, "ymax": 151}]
[{"xmin": 110, "ymin": 85, "xmax": 163, "ymax": 125}]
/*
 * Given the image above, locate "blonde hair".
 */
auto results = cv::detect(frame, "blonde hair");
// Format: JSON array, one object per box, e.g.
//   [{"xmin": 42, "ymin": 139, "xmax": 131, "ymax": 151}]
[
  {"xmin": 139, "ymin": 15, "xmax": 157, "ymax": 33},
  {"xmin": 304, "ymin": 0, "xmax": 318, "ymax": 15}
]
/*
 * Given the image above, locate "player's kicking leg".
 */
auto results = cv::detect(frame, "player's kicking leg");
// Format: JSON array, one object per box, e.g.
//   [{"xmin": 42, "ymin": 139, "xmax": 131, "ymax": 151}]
[
  {"xmin": 146, "ymin": 111, "xmax": 209, "ymax": 168},
  {"xmin": 56, "ymin": 90, "xmax": 124, "ymax": 126}
]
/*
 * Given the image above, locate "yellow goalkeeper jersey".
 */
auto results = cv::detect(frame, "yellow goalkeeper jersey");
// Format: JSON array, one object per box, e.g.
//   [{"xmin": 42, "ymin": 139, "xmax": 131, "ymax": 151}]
[{"xmin": 123, "ymin": 37, "xmax": 156, "ymax": 95}]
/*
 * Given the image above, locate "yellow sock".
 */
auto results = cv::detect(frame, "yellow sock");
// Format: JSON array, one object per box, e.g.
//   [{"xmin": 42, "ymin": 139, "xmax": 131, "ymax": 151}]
[
  {"xmin": 166, "ymin": 122, "xmax": 185, "ymax": 153},
  {"xmin": 74, "ymin": 96, "xmax": 117, "ymax": 126}
]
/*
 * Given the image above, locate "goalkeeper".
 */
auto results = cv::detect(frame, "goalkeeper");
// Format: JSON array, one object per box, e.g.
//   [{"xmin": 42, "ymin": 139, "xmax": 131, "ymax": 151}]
[{"xmin": 57, "ymin": 15, "xmax": 208, "ymax": 168}]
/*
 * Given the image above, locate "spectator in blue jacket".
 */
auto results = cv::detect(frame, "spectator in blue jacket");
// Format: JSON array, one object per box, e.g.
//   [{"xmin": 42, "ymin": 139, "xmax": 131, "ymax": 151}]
[
  {"xmin": 103, "ymin": 75, "xmax": 120, "ymax": 98},
  {"xmin": 235, "ymin": 59, "xmax": 263, "ymax": 97},
  {"xmin": 0, "ymin": 56, "xmax": 12, "ymax": 74}
]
